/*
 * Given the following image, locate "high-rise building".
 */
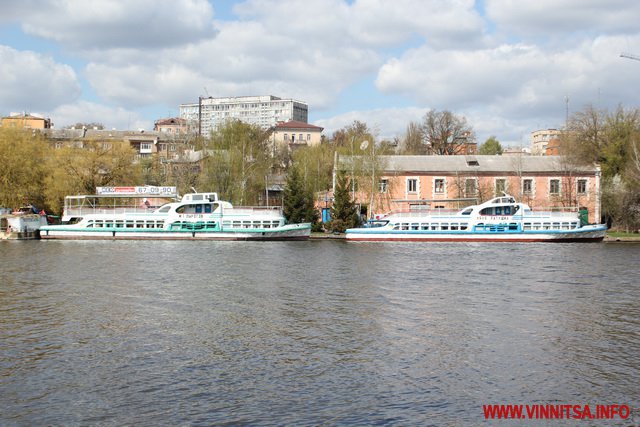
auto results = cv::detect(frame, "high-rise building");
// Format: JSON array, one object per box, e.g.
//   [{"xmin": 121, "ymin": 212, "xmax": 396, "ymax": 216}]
[{"xmin": 179, "ymin": 95, "xmax": 308, "ymax": 136}]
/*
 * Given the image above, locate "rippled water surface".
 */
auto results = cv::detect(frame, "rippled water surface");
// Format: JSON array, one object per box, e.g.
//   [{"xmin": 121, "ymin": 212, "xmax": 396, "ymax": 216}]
[{"xmin": 1, "ymin": 240, "xmax": 639, "ymax": 425}]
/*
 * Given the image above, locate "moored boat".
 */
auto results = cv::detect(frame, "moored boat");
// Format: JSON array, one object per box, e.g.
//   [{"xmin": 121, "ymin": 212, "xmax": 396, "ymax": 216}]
[
  {"xmin": 40, "ymin": 186, "xmax": 311, "ymax": 240},
  {"xmin": 1, "ymin": 207, "xmax": 48, "ymax": 240},
  {"xmin": 346, "ymin": 194, "xmax": 607, "ymax": 242}
]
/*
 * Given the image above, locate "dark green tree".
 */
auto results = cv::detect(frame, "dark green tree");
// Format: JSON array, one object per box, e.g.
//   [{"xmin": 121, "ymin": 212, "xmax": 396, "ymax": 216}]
[
  {"xmin": 283, "ymin": 165, "xmax": 319, "ymax": 227},
  {"xmin": 478, "ymin": 136, "xmax": 503, "ymax": 155},
  {"xmin": 328, "ymin": 170, "xmax": 361, "ymax": 233}
]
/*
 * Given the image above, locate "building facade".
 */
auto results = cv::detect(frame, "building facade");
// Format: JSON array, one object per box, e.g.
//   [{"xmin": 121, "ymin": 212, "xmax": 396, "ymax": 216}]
[
  {"xmin": 271, "ymin": 120, "xmax": 323, "ymax": 151},
  {"xmin": 179, "ymin": 95, "xmax": 308, "ymax": 136},
  {"xmin": 531, "ymin": 129, "xmax": 561, "ymax": 155},
  {"xmin": 336, "ymin": 155, "xmax": 602, "ymax": 224},
  {"xmin": 1, "ymin": 113, "xmax": 52, "ymax": 129},
  {"xmin": 154, "ymin": 117, "xmax": 189, "ymax": 135}
]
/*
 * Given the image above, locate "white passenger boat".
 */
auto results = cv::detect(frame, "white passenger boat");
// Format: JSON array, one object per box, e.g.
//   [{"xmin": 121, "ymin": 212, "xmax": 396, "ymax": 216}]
[
  {"xmin": 1, "ymin": 207, "xmax": 48, "ymax": 240},
  {"xmin": 346, "ymin": 195, "xmax": 607, "ymax": 242},
  {"xmin": 40, "ymin": 186, "xmax": 311, "ymax": 240}
]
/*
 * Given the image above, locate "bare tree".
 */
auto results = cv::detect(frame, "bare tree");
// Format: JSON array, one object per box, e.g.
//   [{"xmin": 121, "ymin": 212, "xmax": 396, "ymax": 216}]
[{"xmin": 421, "ymin": 109, "xmax": 475, "ymax": 155}]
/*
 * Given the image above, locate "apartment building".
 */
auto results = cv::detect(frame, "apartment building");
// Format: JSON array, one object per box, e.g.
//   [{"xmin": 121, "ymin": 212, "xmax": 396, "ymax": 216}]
[
  {"xmin": 531, "ymin": 129, "xmax": 562, "ymax": 155},
  {"xmin": 179, "ymin": 95, "xmax": 308, "ymax": 136}
]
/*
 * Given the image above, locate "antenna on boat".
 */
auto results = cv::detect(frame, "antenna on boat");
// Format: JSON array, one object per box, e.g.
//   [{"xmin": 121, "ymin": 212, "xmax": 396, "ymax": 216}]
[{"xmin": 191, "ymin": 187, "xmax": 198, "ymax": 193}]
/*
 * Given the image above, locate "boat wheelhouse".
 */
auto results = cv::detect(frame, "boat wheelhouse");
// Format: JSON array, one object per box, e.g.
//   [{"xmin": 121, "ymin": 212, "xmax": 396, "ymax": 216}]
[
  {"xmin": 345, "ymin": 195, "xmax": 606, "ymax": 242},
  {"xmin": 40, "ymin": 186, "xmax": 310, "ymax": 240}
]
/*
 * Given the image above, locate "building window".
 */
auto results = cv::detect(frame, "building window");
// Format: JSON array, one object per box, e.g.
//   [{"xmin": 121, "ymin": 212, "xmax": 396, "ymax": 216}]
[
  {"xmin": 307, "ymin": 134, "xmax": 311, "ymax": 141},
  {"xmin": 379, "ymin": 179, "xmax": 388, "ymax": 193},
  {"xmin": 577, "ymin": 179, "xmax": 587, "ymax": 194},
  {"xmin": 434, "ymin": 178, "xmax": 445, "ymax": 193},
  {"xmin": 299, "ymin": 133, "xmax": 303, "ymax": 141},
  {"xmin": 495, "ymin": 178, "xmax": 507, "ymax": 195},
  {"xmin": 407, "ymin": 178, "xmax": 418, "ymax": 193},
  {"xmin": 550, "ymin": 179, "xmax": 560, "ymax": 194},
  {"xmin": 523, "ymin": 179, "xmax": 533, "ymax": 195},
  {"xmin": 465, "ymin": 178, "xmax": 477, "ymax": 196},
  {"xmin": 284, "ymin": 133, "xmax": 288, "ymax": 141},
  {"xmin": 140, "ymin": 143, "xmax": 152, "ymax": 151}
]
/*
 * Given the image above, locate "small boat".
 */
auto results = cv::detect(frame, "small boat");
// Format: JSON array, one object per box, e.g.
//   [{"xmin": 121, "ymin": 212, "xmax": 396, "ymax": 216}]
[
  {"xmin": 1, "ymin": 207, "xmax": 48, "ymax": 240},
  {"xmin": 346, "ymin": 194, "xmax": 607, "ymax": 242},
  {"xmin": 40, "ymin": 187, "xmax": 310, "ymax": 240}
]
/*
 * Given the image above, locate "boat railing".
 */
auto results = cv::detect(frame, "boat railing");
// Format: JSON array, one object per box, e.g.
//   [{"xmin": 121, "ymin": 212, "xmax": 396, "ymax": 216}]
[
  {"xmin": 64, "ymin": 207, "xmax": 155, "ymax": 217},
  {"xmin": 227, "ymin": 206, "xmax": 283, "ymax": 216},
  {"xmin": 377, "ymin": 209, "xmax": 459, "ymax": 219}
]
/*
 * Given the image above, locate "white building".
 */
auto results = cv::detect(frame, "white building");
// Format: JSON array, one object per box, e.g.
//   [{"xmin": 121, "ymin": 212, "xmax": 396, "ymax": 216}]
[
  {"xmin": 531, "ymin": 129, "xmax": 561, "ymax": 155},
  {"xmin": 179, "ymin": 95, "xmax": 308, "ymax": 136}
]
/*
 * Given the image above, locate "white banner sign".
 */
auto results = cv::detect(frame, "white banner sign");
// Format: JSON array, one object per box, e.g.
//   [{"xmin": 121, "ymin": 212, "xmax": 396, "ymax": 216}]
[{"xmin": 96, "ymin": 186, "xmax": 177, "ymax": 196}]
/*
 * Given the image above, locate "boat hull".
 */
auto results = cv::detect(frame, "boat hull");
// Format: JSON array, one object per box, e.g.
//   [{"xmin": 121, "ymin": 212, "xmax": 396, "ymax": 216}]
[
  {"xmin": 40, "ymin": 223, "xmax": 311, "ymax": 241},
  {"xmin": 345, "ymin": 225, "xmax": 607, "ymax": 242}
]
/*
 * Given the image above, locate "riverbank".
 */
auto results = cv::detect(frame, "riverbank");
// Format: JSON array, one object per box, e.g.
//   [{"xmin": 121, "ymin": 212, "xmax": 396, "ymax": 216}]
[
  {"xmin": 310, "ymin": 232, "xmax": 640, "ymax": 242},
  {"xmin": 604, "ymin": 232, "xmax": 640, "ymax": 242}
]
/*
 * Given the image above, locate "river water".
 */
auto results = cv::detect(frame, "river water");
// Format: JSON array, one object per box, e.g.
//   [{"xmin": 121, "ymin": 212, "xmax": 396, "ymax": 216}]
[{"xmin": 1, "ymin": 240, "xmax": 639, "ymax": 425}]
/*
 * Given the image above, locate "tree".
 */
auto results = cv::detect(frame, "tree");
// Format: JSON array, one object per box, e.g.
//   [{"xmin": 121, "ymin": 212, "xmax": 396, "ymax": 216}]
[
  {"xmin": 282, "ymin": 165, "xmax": 319, "ymax": 227},
  {"xmin": 331, "ymin": 120, "xmax": 374, "ymax": 149},
  {"xmin": 561, "ymin": 104, "xmax": 640, "ymax": 228},
  {"xmin": 421, "ymin": 109, "xmax": 475, "ymax": 155},
  {"xmin": 0, "ymin": 128, "xmax": 49, "ymax": 210},
  {"xmin": 198, "ymin": 120, "xmax": 272, "ymax": 205},
  {"xmin": 478, "ymin": 136, "xmax": 503, "ymax": 155},
  {"xmin": 328, "ymin": 170, "xmax": 361, "ymax": 233},
  {"xmin": 400, "ymin": 121, "xmax": 424, "ymax": 155},
  {"xmin": 44, "ymin": 139, "xmax": 141, "ymax": 213}
]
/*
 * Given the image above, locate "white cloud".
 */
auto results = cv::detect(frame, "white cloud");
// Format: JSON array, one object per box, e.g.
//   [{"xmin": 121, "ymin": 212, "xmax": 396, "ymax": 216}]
[
  {"xmin": 485, "ymin": 0, "xmax": 640, "ymax": 39},
  {"xmin": 0, "ymin": 46, "xmax": 81, "ymax": 114},
  {"xmin": 19, "ymin": 0, "xmax": 217, "ymax": 50},
  {"xmin": 315, "ymin": 107, "xmax": 428, "ymax": 141},
  {"xmin": 52, "ymin": 101, "xmax": 151, "ymax": 131}
]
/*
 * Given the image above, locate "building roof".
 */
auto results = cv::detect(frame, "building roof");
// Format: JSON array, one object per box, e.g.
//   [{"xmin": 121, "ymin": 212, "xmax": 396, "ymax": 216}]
[
  {"xmin": 274, "ymin": 120, "xmax": 323, "ymax": 131},
  {"xmin": 340, "ymin": 155, "xmax": 598, "ymax": 174},
  {"xmin": 155, "ymin": 117, "xmax": 186, "ymax": 126}
]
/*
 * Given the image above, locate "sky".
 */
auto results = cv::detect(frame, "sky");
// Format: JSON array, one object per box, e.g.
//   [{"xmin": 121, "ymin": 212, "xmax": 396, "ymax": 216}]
[{"xmin": 1, "ymin": 0, "xmax": 640, "ymax": 147}]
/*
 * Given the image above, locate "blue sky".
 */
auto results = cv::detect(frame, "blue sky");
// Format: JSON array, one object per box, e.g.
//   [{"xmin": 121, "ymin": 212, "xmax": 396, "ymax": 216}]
[{"xmin": 1, "ymin": 0, "xmax": 640, "ymax": 146}]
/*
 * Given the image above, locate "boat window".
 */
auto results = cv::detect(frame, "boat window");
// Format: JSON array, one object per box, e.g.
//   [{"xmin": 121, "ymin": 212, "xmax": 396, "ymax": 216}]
[
  {"xmin": 420, "ymin": 224, "xmax": 429, "ymax": 230},
  {"xmin": 116, "ymin": 220, "xmax": 124, "ymax": 228},
  {"xmin": 552, "ymin": 222, "xmax": 560, "ymax": 229},
  {"xmin": 272, "ymin": 221, "xmax": 280, "ymax": 228},
  {"xmin": 441, "ymin": 223, "xmax": 449, "ymax": 230},
  {"xmin": 158, "ymin": 206, "xmax": 171, "ymax": 213},
  {"xmin": 400, "ymin": 223, "xmax": 409, "ymax": 230},
  {"xmin": 451, "ymin": 223, "xmax": 459, "ymax": 231},
  {"xmin": 461, "ymin": 208, "xmax": 473, "ymax": 215},
  {"xmin": 126, "ymin": 220, "xmax": 134, "ymax": 228},
  {"xmin": 460, "ymin": 223, "xmax": 468, "ymax": 230},
  {"xmin": 204, "ymin": 204, "xmax": 213, "ymax": 214},
  {"xmin": 495, "ymin": 207, "xmax": 502, "ymax": 215},
  {"xmin": 571, "ymin": 222, "xmax": 578, "ymax": 228},
  {"xmin": 480, "ymin": 207, "xmax": 493, "ymax": 215},
  {"xmin": 233, "ymin": 221, "xmax": 242, "ymax": 228},
  {"xmin": 509, "ymin": 223, "xmax": 518, "ymax": 230},
  {"xmin": 543, "ymin": 223, "xmax": 551, "ymax": 230},
  {"xmin": 524, "ymin": 222, "xmax": 532, "ymax": 230},
  {"xmin": 195, "ymin": 204, "xmax": 203, "ymax": 213},
  {"xmin": 192, "ymin": 195, "xmax": 203, "ymax": 201},
  {"xmin": 430, "ymin": 224, "xmax": 437, "ymax": 230},
  {"xmin": 411, "ymin": 223, "xmax": 419, "ymax": 230},
  {"xmin": 392, "ymin": 224, "xmax": 400, "ymax": 230}
]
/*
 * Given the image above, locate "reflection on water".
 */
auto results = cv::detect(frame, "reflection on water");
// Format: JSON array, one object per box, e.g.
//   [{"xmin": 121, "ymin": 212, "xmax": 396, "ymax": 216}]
[{"xmin": 1, "ymin": 240, "xmax": 639, "ymax": 425}]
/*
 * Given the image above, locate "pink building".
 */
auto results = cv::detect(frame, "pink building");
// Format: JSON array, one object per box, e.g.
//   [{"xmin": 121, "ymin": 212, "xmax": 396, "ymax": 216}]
[{"xmin": 336, "ymin": 155, "xmax": 602, "ymax": 224}]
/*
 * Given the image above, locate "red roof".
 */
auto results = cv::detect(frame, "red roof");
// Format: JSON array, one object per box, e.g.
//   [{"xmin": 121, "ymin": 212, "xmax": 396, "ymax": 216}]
[{"xmin": 274, "ymin": 120, "xmax": 323, "ymax": 131}]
